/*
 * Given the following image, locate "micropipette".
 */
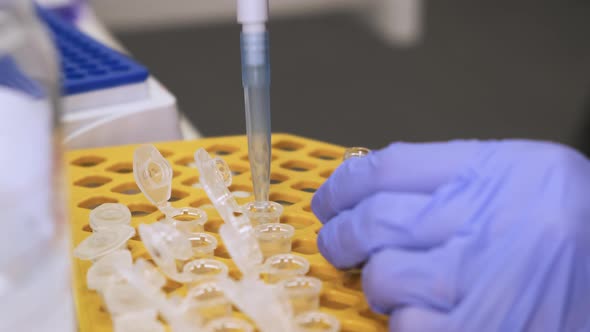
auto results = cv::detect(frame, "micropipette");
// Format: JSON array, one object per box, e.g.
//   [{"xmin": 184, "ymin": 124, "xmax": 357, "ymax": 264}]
[{"xmin": 238, "ymin": 0, "xmax": 271, "ymax": 202}]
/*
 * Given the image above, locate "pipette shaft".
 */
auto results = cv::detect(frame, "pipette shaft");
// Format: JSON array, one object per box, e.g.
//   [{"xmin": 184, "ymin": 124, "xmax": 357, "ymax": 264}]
[{"xmin": 239, "ymin": 1, "xmax": 271, "ymax": 202}]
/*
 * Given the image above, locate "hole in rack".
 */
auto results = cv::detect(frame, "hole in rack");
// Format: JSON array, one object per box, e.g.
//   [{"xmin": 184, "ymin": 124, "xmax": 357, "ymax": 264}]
[
  {"xmin": 341, "ymin": 320, "xmax": 379, "ymax": 332},
  {"xmin": 308, "ymin": 264, "xmax": 340, "ymax": 281},
  {"xmin": 319, "ymin": 169, "xmax": 335, "ymax": 178},
  {"xmin": 162, "ymin": 280, "xmax": 183, "ymax": 293},
  {"xmin": 204, "ymin": 219, "xmax": 223, "ymax": 233},
  {"xmin": 74, "ymin": 176, "xmax": 112, "ymax": 188},
  {"xmin": 229, "ymin": 163, "xmax": 248, "ymax": 176},
  {"xmin": 82, "ymin": 224, "xmax": 92, "ymax": 232},
  {"xmin": 158, "ymin": 149, "xmax": 174, "ymax": 158},
  {"xmin": 168, "ymin": 189, "xmax": 189, "ymax": 202},
  {"xmin": 320, "ymin": 291, "xmax": 357, "ymax": 310},
  {"xmin": 71, "ymin": 156, "xmax": 105, "ymax": 167},
  {"xmin": 342, "ymin": 270, "xmax": 363, "ymax": 291},
  {"xmin": 229, "ymin": 184, "xmax": 253, "ymax": 192},
  {"xmin": 78, "ymin": 197, "xmax": 118, "ymax": 210},
  {"xmin": 128, "ymin": 204, "xmax": 157, "ymax": 217},
  {"xmin": 270, "ymin": 173, "xmax": 289, "ymax": 184},
  {"xmin": 359, "ymin": 308, "xmax": 388, "ymax": 324},
  {"xmin": 280, "ymin": 215, "xmax": 315, "ymax": 229},
  {"xmin": 111, "ymin": 183, "xmax": 141, "ymax": 195},
  {"xmin": 229, "ymin": 184, "xmax": 253, "ymax": 200},
  {"xmin": 182, "ymin": 177, "xmax": 200, "ymax": 188},
  {"xmin": 229, "ymin": 269, "xmax": 243, "ymax": 281},
  {"xmin": 89, "ymin": 69, "xmax": 106, "ymax": 76},
  {"xmin": 269, "ymin": 193, "xmax": 300, "ymax": 206},
  {"xmin": 173, "ymin": 170, "xmax": 182, "ymax": 178},
  {"xmin": 280, "ymin": 160, "xmax": 316, "ymax": 172},
  {"xmin": 207, "ymin": 144, "xmax": 239, "ymax": 156},
  {"xmin": 214, "ymin": 245, "xmax": 231, "ymax": 259},
  {"xmin": 106, "ymin": 163, "xmax": 133, "ymax": 174},
  {"xmin": 273, "ymin": 140, "xmax": 304, "ymax": 152},
  {"xmin": 342, "ymin": 269, "xmax": 363, "ymax": 292},
  {"xmin": 241, "ymin": 154, "xmax": 279, "ymax": 162},
  {"xmin": 309, "ymin": 149, "xmax": 341, "ymax": 160},
  {"xmin": 302, "ymin": 204, "xmax": 312, "ymax": 213},
  {"xmin": 292, "ymin": 181, "xmax": 321, "ymax": 194},
  {"xmin": 190, "ymin": 198, "xmax": 213, "ymax": 209},
  {"xmin": 175, "ymin": 156, "xmax": 196, "ymax": 168},
  {"xmin": 292, "ymin": 239, "xmax": 319, "ymax": 255},
  {"xmin": 111, "ymin": 65, "xmax": 130, "ymax": 72}
]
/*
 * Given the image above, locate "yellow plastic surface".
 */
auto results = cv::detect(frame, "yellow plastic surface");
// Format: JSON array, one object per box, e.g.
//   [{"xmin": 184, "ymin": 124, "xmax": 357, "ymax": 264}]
[{"xmin": 67, "ymin": 133, "xmax": 388, "ymax": 332}]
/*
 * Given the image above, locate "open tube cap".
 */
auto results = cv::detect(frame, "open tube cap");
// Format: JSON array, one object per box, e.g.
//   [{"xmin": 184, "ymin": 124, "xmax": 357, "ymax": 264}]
[
  {"xmin": 89, "ymin": 203, "xmax": 132, "ymax": 230},
  {"xmin": 133, "ymin": 145, "xmax": 173, "ymax": 210},
  {"xmin": 73, "ymin": 225, "xmax": 135, "ymax": 261},
  {"xmin": 194, "ymin": 149, "xmax": 263, "ymax": 276},
  {"xmin": 86, "ymin": 249, "xmax": 133, "ymax": 291}
]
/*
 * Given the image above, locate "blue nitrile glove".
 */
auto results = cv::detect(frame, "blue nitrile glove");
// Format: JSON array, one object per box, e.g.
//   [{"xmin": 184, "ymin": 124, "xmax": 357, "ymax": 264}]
[{"xmin": 312, "ymin": 140, "xmax": 590, "ymax": 332}]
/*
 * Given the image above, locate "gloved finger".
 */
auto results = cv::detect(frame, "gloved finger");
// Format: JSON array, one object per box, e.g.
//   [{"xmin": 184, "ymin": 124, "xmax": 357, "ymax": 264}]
[
  {"xmin": 388, "ymin": 306, "xmax": 449, "ymax": 332},
  {"xmin": 317, "ymin": 192, "xmax": 433, "ymax": 269},
  {"xmin": 312, "ymin": 140, "xmax": 483, "ymax": 222},
  {"xmin": 362, "ymin": 245, "xmax": 461, "ymax": 315}
]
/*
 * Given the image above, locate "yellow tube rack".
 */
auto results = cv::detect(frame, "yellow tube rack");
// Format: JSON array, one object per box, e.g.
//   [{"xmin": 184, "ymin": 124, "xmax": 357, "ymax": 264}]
[{"xmin": 67, "ymin": 133, "xmax": 388, "ymax": 331}]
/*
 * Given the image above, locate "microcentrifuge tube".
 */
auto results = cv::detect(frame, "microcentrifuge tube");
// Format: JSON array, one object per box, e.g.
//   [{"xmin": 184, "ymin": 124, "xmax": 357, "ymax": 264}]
[
  {"xmin": 243, "ymin": 201, "xmax": 283, "ymax": 225},
  {"xmin": 262, "ymin": 253, "xmax": 310, "ymax": 284},
  {"xmin": 194, "ymin": 148, "xmax": 263, "ymax": 277},
  {"xmin": 89, "ymin": 203, "xmax": 132, "ymax": 231},
  {"xmin": 278, "ymin": 276, "xmax": 323, "ymax": 315},
  {"xmin": 184, "ymin": 281, "xmax": 233, "ymax": 324},
  {"xmin": 164, "ymin": 207, "xmax": 208, "ymax": 234},
  {"xmin": 215, "ymin": 277, "xmax": 294, "ymax": 332},
  {"xmin": 103, "ymin": 281, "xmax": 157, "ymax": 315},
  {"xmin": 138, "ymin": 222, "xmax": 193, "ymax": 282},
  {"xmin": 133, "ymin": 145, "xmax": 208, "ymax": 234},
  {"xmin": 255, "ymin": 223, "xmax": 295, "ymax": 259},
  {"xmin": 342, "ymin": 147, "xmax": 371, "ymax": 161},
  {"xmin": 73, "ymin": 225, "xmax": 135, "ymax": 261},
  {"xmin": 205, "ymin": 317, "xmax": 255, "ymax": 332},
  {"xmin": 182, "ymin": 258, "xmax": 229, "ymax": 286},
  {"xmin": 188, "ymin": 232, "xmax": 218, "ymax": 258},
  {"xmin": 86, "ymin": 249, "xmax": 132, "ymax": 292},
  {"xmin": 133, "ymin": 258, "xmax": 166, "ymax": 290},
  {"xmin": 295, "ymin": 311, "xmax": 340, "ymax": 332}
]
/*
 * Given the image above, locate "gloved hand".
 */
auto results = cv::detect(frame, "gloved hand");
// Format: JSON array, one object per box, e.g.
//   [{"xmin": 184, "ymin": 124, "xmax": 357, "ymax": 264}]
[{"xmin": 312, "ymin": 140, "xmax": 590, "ymax": 332}]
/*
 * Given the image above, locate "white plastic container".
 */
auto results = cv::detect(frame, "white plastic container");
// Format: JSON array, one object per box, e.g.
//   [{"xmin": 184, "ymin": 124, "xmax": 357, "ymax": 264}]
[{"xmin": 0, "ymin": 1, "xmax": 74, "ymax": 330}]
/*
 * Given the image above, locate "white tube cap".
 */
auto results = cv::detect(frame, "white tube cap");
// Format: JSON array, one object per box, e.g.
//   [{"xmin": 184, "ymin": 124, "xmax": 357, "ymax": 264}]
[{"xmin": 237, "ymin": 0, "xmax": 268, "ymax": 25}]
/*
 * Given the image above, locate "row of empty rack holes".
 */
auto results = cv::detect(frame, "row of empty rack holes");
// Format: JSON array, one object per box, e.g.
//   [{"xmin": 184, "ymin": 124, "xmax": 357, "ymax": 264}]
[
  {"xmin": 69, "ymin": 142, "xmax": 343, "ymax": 167},
  {"xmin": 74, "ymin": 174, "xmax": 322, "ymax": 195},
  {"xmin": 71, "ymin": 157, "xmax": 335, "ymax": 182}
]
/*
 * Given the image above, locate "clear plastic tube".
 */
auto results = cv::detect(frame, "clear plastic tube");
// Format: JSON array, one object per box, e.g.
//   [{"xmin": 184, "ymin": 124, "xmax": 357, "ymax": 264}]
[
  {"xmin": 343, "ymin": 147, "xmax": 371, "ymax": 160},
  {"xmin": 278, "ymin": 276, "xmax": 322, "ymax": 314},
  {"xmin": 295, "ymin": 311, "xmax": 340, "ymax": 332},
  {"xmin": 262, "ymin": 253, "xmax": 310, "ymax": 284},
  {"xmin": 184, "ymin": 281, "xmax": 232, "ymax": 324},
  {"xmin": 243, "ymin": 201, "xmax": 283, "ymax": 225},
  {"xmin": 205, "ymin": 317, "xmax": 255, "ymax": 332},
  {"xmin": 255, "ymin": 223, "xmax": 295, "ymax": 259},
  {"xmin": 182, "ymin": 259, "xmax": 229, "ymax": 286},
  {"xmin": 188, "ymin": 232, "xmax": 218, "ymax": 258}
]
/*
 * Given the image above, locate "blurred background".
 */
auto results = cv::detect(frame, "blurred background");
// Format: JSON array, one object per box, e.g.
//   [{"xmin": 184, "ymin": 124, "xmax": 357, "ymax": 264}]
[{"xmin": 90, "ymin": 0, "xmax": 590, "ymax": 152}]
